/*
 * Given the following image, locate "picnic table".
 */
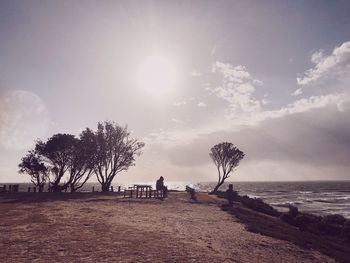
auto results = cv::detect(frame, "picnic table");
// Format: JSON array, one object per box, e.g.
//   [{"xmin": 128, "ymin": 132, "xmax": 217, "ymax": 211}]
[
  {"xmin": 135, "ymin": 184, "xmax": 152, "ymax": 198},
  {"xmin": 123, "ymin": 184, "xmax": 165, "ymax": 198}
]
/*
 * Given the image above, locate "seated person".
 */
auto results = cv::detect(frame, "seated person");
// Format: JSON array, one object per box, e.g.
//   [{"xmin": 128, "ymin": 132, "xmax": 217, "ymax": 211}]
[{"xmin": 156, "ymin": 176, "xmax": 168, "ymax": 197}]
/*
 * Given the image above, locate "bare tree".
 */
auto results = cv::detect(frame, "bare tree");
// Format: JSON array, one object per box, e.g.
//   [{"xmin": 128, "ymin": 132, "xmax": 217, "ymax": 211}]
[
  {"xmin": 93, "ymin": 121, "xmax": 145, "ymax": 192},
  {"xmin": 210, "ymin": 142, "xmax": 245, "ymax": 193},
  {"xmin": 18, "ymin": 150, "xmax": 48, "ymax": 192}
]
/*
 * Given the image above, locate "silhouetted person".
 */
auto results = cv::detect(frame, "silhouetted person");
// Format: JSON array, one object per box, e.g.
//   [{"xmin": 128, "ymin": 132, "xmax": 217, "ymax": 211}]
[
  {"xmin": 156, "ymin": 176, "xmax": 168, "ymax": 198},
  {"xmin": 226, "ymin": 184, "xmax": 235, "ymax": 206}
]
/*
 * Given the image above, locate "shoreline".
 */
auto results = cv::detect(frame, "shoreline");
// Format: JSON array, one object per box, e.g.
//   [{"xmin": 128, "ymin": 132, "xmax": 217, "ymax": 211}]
[
  {"xmin": 1, "ymin": 191, "xmax": 348, "ymax": 262},
  {"xmin": 2, "ymin": 181, "xmax": 350, "ymax": 220}
]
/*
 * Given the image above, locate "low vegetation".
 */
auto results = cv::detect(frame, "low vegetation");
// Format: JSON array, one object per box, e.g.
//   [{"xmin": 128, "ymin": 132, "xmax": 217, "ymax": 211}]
[{"xmin": 217, "ymin": 191, "xmax": 350, "ymax": 263}]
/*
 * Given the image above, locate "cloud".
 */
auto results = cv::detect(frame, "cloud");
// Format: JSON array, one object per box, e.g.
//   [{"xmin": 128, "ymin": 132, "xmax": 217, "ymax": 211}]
[
  {"xmin": 197, "ymin": 102, "xmax": 206, "ymax": 107},
  {"xmin": 141, "ymin": 43, "xmax": 350, "ymax": 181},
  {"xmin": 262, "ymin": 94, "xmax": 270, "ymax": 105},
  {"xmin": 165, "ymin": 96, "xmax": 350, "ymax": 181},
  {"xmin": 0, "ymin": 90, "xmax": 49, "ymax": 150},
  {"xmin": 311, "ymin": 49, "xmax": 324, "ymax": 64},
  {"xmin": 297, "ymin": 41, "xmax": 350, "ymax": 86},
  {"xmin": 209, "ymin": 62, "xmax": 263, "ymax": 114},
  {"xmin": 169, "ymin": 118, "xmax": 184, "ymax": 124},
  {"xmin": 190, "ymin": 71, "xmax": 201, "ymax": 77},
  {"xmin": 211, "ymin": 44, "xmax": 218, "ymax": 55},
  {"xmin": 173, "ymin": 101, "xmax": 187, "ymax": 106},
  {"xmin": 145, "ymin": 93, "xmax": 350, "ymax": 169},
  {"xmin": 291, "ymin": 88, "xmax": 303, "ymax": 96},
  {"xmin": 257, "ymin": 93, "xmax": 346, "ymax": 121}
]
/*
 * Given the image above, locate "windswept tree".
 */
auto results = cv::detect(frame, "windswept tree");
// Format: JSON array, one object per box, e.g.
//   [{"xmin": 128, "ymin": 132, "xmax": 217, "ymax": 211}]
[
  {"xmin": 34, "ymin": 133, "xmax": 95, "ymax": 192},
  {"xmin": 18, "ymin": 150, "xmax": 48, "ymax": 192},
  {"xmin": 93, "ymin": 121, "xmax": 145, "ymax": 192},
  {"xmin": 210, "ymin": 142, "xmax": 245, "ymax": 193},
  {"xmin": 68, "ymin": 128, "xmax": 96, "ymax": 192},
  {"xmin": 35, "ymin": 133, "xmax": 78, "ymax": 192}
]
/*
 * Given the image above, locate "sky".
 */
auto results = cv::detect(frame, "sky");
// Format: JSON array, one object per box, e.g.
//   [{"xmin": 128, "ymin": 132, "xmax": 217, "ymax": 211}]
[{"xmin": 1, "ymin": 0, "xmax": 350, "ymax": 183}]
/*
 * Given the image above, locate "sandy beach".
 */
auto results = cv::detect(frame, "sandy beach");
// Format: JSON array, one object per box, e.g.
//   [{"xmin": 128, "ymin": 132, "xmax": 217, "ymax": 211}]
[{"xmin": 0, "ymin": 192, "xmax": 337, "ymax": 263}]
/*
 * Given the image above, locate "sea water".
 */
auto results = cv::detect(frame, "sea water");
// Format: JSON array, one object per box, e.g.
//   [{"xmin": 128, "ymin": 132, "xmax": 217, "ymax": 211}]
[{"xmin": 192, "ymin": 181, "xmax": 350, "ymax": 218}]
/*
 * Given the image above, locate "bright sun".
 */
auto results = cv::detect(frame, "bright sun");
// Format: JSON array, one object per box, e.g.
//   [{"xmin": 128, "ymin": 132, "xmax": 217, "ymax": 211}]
[{"xmin": 137, "ymin": 55, "xmax": 177, "ymax": 96}]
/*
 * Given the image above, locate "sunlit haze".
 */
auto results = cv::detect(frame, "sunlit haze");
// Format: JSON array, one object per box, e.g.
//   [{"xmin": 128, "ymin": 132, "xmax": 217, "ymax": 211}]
[
  {"xmin": 137, "ymin": 55, "xmax": 178, "ymax": 97},
  {"xmin": 1, "ymin": 0, "xmax": 350, "ymax": 183}
]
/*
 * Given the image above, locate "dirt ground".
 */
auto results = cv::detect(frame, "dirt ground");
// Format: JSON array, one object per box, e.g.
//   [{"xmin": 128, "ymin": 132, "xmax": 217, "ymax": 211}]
[{"xmin": 0, "ymin": 192, "xmax": 334, "ymax": 263}]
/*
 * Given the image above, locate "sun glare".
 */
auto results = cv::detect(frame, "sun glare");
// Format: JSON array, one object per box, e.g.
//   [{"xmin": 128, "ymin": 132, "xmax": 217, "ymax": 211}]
[{"xmin": 137, "ymin": 55, "xmax": 177, "ymax": 97}]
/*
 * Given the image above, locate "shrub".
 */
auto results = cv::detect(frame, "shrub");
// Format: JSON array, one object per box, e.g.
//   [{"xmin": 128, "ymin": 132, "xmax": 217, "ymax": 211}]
[
  {"xmin": 239, "ymin": 196, "xmax": 280, "ymax": 217},
  {"xmin": 322, "ymin": 214, "xmax": 347, "ymax": 226},
  {"xmin": 288, "ymin": 205, "xmax": 299, "ymax": 217}
]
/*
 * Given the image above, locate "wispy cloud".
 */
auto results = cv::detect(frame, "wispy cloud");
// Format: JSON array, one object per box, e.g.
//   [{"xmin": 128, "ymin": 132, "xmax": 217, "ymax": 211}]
[
  {"xmin": 209, "ymin": 62, "xmax": 263, "ymax": 114},
  {"xmin": 190, "ymin": 71, "xmax": 201, "ymax": 77},
  {"xmin": 297, "ymin": 41, "xmax": 350, "ymax": 86},
  {"xmin": 197, "ymin": 102, "xmax": 206, "ymax": 107},
  {"xmin": 291, "ymin": 88, "xmax": 303, "ymax": 96},
  {"xmin": 169, "ymin": 118, "xmax": 184, "ymax": 124},
  {"xmin": 173, "ymin": 101, "xmax": 187, "ymax": 106},
  {"xmin": 144, "ymin": 93, "xmax": 350, "ymax": 181},
  {"xmin": 211, "ymin": 44, "xmax": 218, "ymax": 55}
]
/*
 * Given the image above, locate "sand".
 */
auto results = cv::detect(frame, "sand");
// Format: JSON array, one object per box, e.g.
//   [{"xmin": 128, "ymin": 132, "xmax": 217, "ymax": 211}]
[{"xmin": 0, "ymin": 192, "xmax": 334, "ymax": 263}]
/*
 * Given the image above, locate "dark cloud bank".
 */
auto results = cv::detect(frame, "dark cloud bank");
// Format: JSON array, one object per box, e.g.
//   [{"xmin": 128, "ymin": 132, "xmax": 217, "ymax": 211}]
[{"xmin": 167, "ymin": 102, "xmax": 350, "ymax": 178}]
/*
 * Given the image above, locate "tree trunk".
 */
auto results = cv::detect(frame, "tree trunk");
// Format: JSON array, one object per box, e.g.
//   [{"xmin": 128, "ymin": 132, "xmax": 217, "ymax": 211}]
[
  {"xmin": 212, "ymin": 181, "xmax": 224, "ymax": 194},
  {"xmin": 50, "ymin": 184, "xmax": 61, "ymax": 192},
  {"xmin": 70, "ymin": 185, "xmax": 77, "ymax": 192},
  {"xmin": 101, "ymin": 183, "xmax": 111, "ymax": 192}
]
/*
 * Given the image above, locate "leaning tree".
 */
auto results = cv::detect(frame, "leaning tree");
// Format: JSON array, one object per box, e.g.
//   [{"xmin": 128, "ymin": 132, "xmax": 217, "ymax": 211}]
[
  {"xmin": 35, "ymin": 133, "xmax": 78, "ymax": 192},
  {"xmin": 92, "ymin": 121, "xmax": 145, "ymax": 192},
  {"xmin": 18, "ymin": 150, "xmax": 48, "ymax": 192},
  {"xmin": 34, "ymin": 133, "xmax": 95, "ymax": 192},
  {"xmin": 67, "ymin": 128, "xmax": 96, "ymax": 192},
  {"xmin": 210, "ymin": 142, "xmax": 245, "ymax": 193}
]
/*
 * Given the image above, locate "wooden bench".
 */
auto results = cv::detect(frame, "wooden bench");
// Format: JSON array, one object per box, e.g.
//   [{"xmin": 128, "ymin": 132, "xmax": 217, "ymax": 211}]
[
  {"xmin": 123, "ymin": 186, "xmax": 165, "ymax": 199},
  {"xmin": 186, "ymin": 185, "xmax": 197, "ymax": 201},
  {"xmin": 123, "ymin": 189, "xmax": 134, "ymax": 198},
  {"xmin": 151, "ymin": 189, "xmax": 164, "ymax": 198}
]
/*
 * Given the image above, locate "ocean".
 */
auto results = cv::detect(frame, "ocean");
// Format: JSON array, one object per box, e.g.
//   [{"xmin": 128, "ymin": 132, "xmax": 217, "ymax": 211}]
[
  {"xmin": 193, "ymin": 181, "xmax": 350, "ymax": 219},
  {"xmin": 2, "ymin": 180, "xmax": 350, "ymax": 218}
]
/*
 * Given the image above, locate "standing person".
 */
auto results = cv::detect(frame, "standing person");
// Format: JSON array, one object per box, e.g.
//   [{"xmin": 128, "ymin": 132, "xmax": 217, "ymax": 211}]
[
  {"xmin": 226, "ymin": 184, "xmax": 236, "ymax": 206},
  {"xmin": 156, "ymin": 176, "xmax": 168, "ymax": 198}
]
